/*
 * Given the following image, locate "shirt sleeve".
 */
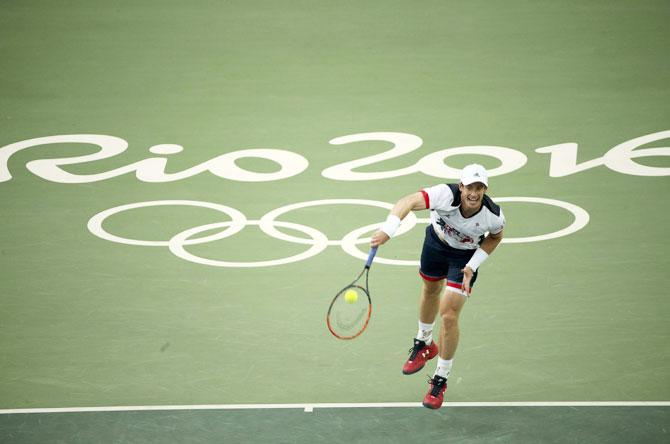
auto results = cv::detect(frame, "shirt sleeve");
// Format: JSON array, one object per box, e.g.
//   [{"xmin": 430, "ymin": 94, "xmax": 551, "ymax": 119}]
[
  {"xmin": 490, "ymin": 208, "xmax": 505, "ymax": 234},
  {"xmin": 421, "ymin": 184, "xmax": 454, "ymax": 210}
]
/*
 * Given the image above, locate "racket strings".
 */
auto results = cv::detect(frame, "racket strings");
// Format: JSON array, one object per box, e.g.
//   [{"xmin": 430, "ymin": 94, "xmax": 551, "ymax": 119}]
[
  {"xmin": 329, "ymin": 286, "xmax": 369, "ymax": 335},
  {"xmin": 327, "ymin": 249, "xmax": 376, "ymax": 340},
  {"xmin": 334, "ymin": 307, "xmax": 367, "ymax": 330}
]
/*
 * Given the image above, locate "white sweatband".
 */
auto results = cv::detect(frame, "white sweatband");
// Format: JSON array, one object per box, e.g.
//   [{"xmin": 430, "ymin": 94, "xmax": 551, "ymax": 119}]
[
  {"xmin": 466, "ymin": 248, "xmax": 489, "ymax": 271},
  {"xmin": 380, "ymin": 214, "xmax": 401, "ymax": 237}
]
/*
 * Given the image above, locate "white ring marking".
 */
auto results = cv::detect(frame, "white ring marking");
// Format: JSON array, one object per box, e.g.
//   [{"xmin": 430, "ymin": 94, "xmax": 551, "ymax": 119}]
[
  {"xmin": 87, "ymin": 200, "xmax": 246, "ymax": 246},
  {"xmin": 168, "ymin": 220, "xmax": 328, "ymax": 267},
  {"xmin": 259, "ymin": 199, "xmax": 417, "ymax": 246},
  {"xmin": 495, "ymin": 197, "xmax": 590, "ymax": 243}
]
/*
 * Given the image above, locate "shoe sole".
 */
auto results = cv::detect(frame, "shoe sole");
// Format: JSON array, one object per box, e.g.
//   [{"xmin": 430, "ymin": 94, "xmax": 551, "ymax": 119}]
[
  {"xmin": 402, "ymin": 364, "xmax": 425, "ymax": 375},
  {"xmin": 422, "ymin": 401, "xmax": 442, "ymax": 410}
]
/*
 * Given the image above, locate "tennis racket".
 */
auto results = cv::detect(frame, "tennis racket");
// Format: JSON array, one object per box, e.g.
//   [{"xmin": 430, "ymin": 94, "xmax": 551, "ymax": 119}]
[{"xmin": 326, "ymin": 247, "xmax": 377, "ymax": 340}]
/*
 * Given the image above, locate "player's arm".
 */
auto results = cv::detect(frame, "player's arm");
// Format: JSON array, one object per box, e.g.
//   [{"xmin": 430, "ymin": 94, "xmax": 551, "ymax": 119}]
[
  {"xmin": 479, "ymin": 229, "xmax": 503, "ymax": 255},
  {"xmin": 371, "ymin": 192, "xmax": 427, "ymax": 247},
  {"xmin": 462, "ymin": 229, "xmax": 504, "ymax": 292}
]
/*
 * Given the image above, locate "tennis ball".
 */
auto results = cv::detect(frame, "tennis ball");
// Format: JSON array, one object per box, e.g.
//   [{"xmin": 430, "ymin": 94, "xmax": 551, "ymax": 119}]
[{"xmin": 344, "ymin": 289, "xmax": 358, "ymax": 303}]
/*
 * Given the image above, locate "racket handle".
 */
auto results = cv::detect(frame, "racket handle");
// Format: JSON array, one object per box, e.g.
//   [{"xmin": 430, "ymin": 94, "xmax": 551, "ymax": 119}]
[{"xmin": 365, "ymin": 247, "xmax": 378, "ymax": 268}]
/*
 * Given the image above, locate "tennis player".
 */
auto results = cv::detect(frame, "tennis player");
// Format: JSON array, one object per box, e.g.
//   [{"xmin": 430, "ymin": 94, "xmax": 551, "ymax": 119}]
[{"xmin": 371, "ymin": 164, "xmax": 505, "ymax": 409}]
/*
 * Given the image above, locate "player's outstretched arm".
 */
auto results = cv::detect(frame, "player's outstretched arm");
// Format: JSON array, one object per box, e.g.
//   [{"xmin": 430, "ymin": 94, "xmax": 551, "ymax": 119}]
[
  {"xmin": 479, "ymin": 229, "xmax": 504, "ymax": 255},
  {"xmin": 371, "ymin": 192, "xmax": 427, "ymax": 247},
  {"xmin": 462, "ymin": 230, "xmax": 504, "ymax": 292}
]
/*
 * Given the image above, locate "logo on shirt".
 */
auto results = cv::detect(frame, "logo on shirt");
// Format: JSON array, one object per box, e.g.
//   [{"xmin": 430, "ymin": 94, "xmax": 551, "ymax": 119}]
[{"xmin": 437, "ymin": 218, "xmax": 475, "ymax": 244}]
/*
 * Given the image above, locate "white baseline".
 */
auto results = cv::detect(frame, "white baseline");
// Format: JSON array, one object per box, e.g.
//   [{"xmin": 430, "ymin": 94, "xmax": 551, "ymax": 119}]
[{"xmin": 1, "ymin": 401, "xmax": 668, "ymax": 415}]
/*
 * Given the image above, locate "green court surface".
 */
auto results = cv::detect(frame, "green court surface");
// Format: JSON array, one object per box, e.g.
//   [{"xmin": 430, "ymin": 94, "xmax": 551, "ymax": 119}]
[
  {"xmin": 1, "ymin": 0, "xmax": 669, "ymax": 442},
  {"xmin": 0, "ymin": 406, "xmax": 668, "ymax": 444}
]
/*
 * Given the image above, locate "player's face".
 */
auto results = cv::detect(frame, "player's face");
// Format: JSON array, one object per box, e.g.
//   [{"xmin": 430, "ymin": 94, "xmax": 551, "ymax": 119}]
[{"xmin": 459, "ymin": 182, "xmax": 487, "ymax": 212}]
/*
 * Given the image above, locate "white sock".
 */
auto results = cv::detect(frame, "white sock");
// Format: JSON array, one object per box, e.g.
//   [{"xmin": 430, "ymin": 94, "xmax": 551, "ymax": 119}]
[
  {"xmin": 416, "ymin": 321, "xmax": 434, "ymax": 344},
  {"xmin": 434, "ymin": 357, "xmax": 453, "ymax": 379}
]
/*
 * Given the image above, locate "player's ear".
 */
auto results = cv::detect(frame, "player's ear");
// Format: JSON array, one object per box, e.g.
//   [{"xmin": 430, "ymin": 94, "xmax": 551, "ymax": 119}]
[{"xmin": 458, "ymin": 182, "xmax": 465, "ymax": 192}]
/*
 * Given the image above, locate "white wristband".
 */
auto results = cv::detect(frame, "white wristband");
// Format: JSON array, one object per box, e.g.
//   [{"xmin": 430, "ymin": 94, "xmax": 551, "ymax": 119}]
[
  {"xmin": 466, "ymin": 248, "xmax": 489, "ymax": 271},
  {"xmin": 381, "ymin": 214, "xmax": 401, "ymax": 237}
]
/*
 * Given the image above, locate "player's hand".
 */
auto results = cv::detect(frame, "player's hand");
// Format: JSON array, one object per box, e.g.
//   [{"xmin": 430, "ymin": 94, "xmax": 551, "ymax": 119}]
[
  {"xmin": 370, "ymin": 230, "xmax": 390, "ymax": 248},
  {"xmin": 461, "ymin": 266, "xmax": 474, "ymax": 294}
]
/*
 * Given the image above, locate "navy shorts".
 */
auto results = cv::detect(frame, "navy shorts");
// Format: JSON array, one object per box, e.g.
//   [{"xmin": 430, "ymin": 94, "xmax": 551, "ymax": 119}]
[{"xmin": 419, "ymin": 225, "xmax": 479, "ymax": 296}]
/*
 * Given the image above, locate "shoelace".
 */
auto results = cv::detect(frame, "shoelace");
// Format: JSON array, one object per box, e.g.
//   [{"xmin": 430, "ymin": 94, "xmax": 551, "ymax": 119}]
[
  {"xmin": 428, "ymin": 376, "xmax": 447, "ymax": 396},
  {"xmin": 407, "ymin": 340, "xmax": 426, "ymax": 361}
]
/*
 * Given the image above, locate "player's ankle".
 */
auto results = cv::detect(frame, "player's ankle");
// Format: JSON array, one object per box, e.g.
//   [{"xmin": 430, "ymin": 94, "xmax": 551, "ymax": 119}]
[
  {"xmin": 416, "ymin": 321, "xmax": 435, "ymax": 344},
  {"xmin": 434, "ymin": 357, "xmax": 453, "ymax": 379}
]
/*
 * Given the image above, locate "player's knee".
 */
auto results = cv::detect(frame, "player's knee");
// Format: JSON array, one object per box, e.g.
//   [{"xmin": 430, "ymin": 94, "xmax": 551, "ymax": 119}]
[
  {"xmin": 440, "ymin": 310, "xmax": 459, "ymax": 329},
  {"xmin": 422, "ymin": 281, "xmax": 443, "ymax": 300},
  {"xmin": 424, "ymin": 289, "xmax": 441, "ymax": 301}
]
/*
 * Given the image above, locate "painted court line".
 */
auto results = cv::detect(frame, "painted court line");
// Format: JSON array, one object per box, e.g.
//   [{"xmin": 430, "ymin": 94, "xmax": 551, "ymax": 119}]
[{"xmin": 0, "ymin": 401, "xmax": 668, "ymax": 415}]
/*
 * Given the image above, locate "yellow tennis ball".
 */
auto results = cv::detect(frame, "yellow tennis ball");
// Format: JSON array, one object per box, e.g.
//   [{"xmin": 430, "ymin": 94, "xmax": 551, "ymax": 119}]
[{"xmin": 344, "ymin": 289, "xmax": 358, "ymax": 303}]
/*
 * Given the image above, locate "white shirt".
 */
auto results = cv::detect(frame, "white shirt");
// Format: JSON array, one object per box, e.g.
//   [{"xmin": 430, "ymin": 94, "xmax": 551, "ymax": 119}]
[{"xmin": 421, "ymin": 183, "xmax": 505, "ymax": 250}]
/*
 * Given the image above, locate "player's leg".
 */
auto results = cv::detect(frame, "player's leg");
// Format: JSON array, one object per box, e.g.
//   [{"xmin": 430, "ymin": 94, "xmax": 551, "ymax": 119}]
[
  {"xmin": 418, "ymin": 276, "xmax": 443, "ymax": 340},
  {"xmin": 402, "ymin": 226, "xmax": 446, "ymax": 375},
  {"xmin": 438, "ymin": 289, "xmax": 467, "ymax": 361},
  {"xmin": 423, "ymin": 260, "xmax": 477, "ymax": 409},
  {"xmin": 438, "ymin": 264, "xmax": 477, "ymax": 363},
  {"xmin": 422, "ymin": 290, "xmax": 466, "ymax": 409},
  {"xmin": 402, "ymin": 277, "xmax": 442, "ymax": 375}
]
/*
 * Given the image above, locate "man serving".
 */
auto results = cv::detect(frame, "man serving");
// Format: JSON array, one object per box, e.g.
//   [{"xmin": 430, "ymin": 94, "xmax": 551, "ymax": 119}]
[{"xmin": 371, "ymin": 164, "xmax": 505, "ymax": 409}]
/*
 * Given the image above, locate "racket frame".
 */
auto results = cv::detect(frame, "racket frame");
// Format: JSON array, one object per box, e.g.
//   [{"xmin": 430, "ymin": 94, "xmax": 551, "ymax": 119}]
[{"xmin": 326, "ymin": 248, "xmax": 377, "ymax": 340}]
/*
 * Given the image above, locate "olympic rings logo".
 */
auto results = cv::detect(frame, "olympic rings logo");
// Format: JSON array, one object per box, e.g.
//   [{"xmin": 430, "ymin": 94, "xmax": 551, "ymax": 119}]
[{"xmin": 87, "ymin": 198, "xmax": 590, "ymax": 268}]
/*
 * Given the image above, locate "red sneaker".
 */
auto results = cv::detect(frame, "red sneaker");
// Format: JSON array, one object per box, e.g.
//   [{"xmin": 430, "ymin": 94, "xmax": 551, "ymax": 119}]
[
  {"xmin": 422, "ymin": 375, "xmax": 448, "ymax": 409},
  {"xmin": 402, "ymin": 339, "xmax": 438, "ymax": 375}
]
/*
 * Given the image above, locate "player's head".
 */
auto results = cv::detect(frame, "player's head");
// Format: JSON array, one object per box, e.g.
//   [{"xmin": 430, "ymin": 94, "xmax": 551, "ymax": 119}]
[
  {"xmin": 460, "ymin": 163, "xmax": 488, "ymax": 187},
  {"xmin": 459, "ymin": 164, "xmax": 488, "ymax": 212}
]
